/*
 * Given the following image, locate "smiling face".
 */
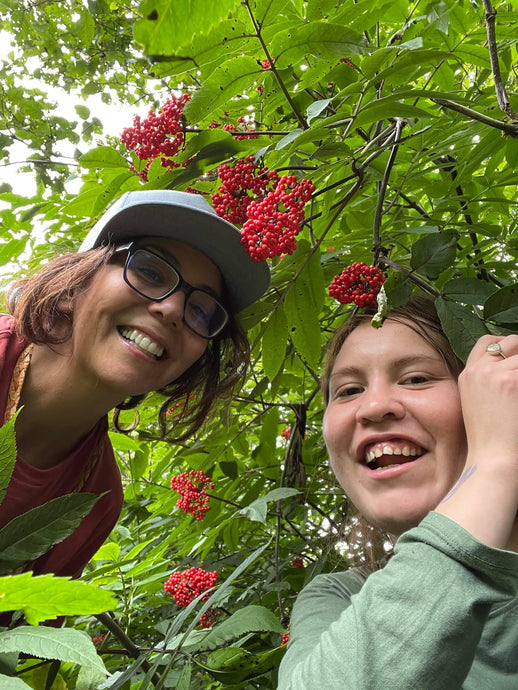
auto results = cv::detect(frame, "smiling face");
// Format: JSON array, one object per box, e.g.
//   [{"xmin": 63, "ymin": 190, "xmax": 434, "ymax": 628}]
[
  {"xmin": 323, "ymin": 319, "xmax": 467, "ymax": 536},
  {"xmin": 63, "ymin": 237, "xmax": 223, "ymax": 404}
]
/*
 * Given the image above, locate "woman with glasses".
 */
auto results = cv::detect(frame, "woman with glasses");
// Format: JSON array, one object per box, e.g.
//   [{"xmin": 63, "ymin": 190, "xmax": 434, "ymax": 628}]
[{"xmin": 0, "ymin": 190, "xmax": 269, "ymax": 581}]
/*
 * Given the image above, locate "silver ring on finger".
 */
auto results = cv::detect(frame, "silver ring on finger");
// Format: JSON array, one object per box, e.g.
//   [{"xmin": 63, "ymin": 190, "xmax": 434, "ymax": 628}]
[{"xmin": 486, "ymin": 342, "xmax": 507, "ymax": 359}]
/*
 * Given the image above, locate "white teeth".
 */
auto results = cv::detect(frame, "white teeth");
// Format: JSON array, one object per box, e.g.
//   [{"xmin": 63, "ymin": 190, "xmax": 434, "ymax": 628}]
[
  {"xmin": 364, "ymin": 442, "xmax": 424, "ymax": 465},
  {"xmin": 120, "ymin": 328, "xmax": 164, "ymax": 358}
]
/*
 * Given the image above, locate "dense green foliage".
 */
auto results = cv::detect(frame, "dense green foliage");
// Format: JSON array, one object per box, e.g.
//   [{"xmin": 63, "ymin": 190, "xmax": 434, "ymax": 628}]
[{"xmin": 0, "ymin": 0, "xmax": 517, "ymax": 687}]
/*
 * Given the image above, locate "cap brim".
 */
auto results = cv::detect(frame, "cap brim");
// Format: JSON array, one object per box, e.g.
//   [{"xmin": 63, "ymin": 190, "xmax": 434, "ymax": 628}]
[{"xmin": 80, "ymin": 195, "xmax": 270, "ymax": 314}]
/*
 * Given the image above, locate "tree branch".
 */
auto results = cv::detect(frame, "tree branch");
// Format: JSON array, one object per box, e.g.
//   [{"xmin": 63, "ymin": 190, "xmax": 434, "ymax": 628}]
[
  {"xmin": 372, "ymin": 119, "xmax": 405, "ymax": 261},
  {"xmin": 481, "ymin": 0, "xmax": 518, "ymax": 120},
  {"xmin": 242, "ymin": 0, "xmax": 308, "ymax": 130},
  {"xmin": 431, "ymin": 98, "xmax": 518, "ymax": 137}
]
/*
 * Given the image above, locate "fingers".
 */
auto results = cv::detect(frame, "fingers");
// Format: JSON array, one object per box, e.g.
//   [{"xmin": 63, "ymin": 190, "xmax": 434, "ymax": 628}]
[{"xmin": 467, "ymin": 334, "xmax": 518, "ymax": 364}]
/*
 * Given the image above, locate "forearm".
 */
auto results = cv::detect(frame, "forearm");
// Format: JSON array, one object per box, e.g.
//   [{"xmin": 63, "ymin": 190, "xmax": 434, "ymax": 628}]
[{"xmin": 436, "ymin": 461, "xmax": 518, "ymax": 551}]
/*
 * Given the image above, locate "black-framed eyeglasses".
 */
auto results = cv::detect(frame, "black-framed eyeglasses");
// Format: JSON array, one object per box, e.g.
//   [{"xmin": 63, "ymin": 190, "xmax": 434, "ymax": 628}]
[{"xmin": 114, "ymin": 243, "xmax": 229, "ymax": 339}]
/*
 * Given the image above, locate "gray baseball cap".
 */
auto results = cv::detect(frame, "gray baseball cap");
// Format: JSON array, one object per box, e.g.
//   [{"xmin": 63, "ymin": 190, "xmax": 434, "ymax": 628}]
[{"xmin": 80, "ymin": 189, "xmax": 270, "ymax": 314}]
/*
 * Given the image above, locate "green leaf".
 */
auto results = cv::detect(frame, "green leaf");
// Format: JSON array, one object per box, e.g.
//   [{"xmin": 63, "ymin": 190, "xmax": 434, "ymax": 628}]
[
  {"xmin": 0, "ymin": 627, "xmax": 108, "ymax": 675},
  {"xmin": 74, "ymin": 105, "xmax": 90, "ymax": 119},
  {"xmin": 410, "ymin": 230, "xmax": 458, "ymax": 279},
  {"xmin": 133, "ymin": 0, "xmax": 239, "ymax": 55},
  {"xmin": 355, "ymin": 101, "xmax": 436, "ymax": 127},
  {"xmin": 0, "ymin": 572, "xmax": 116, "ymax": 624},
  {"xmin": 284, "ymin": 247, "xmax": 324, "ymax": 369},
  {"xmin": 262, "ymin": 306, "xmax": 288, "ymax": 381},
  {"xmin": 271, "ymin": 22, "xmax": 366, "ymax": 68},
  {"xmin": 79, "ymin": 146, "xmax": 128, "ymax": 169},
  {"xmin": 435, "ymin": 298, "xmax": 490, "ymax": 362},
  {"xmin": 0, "ymin": 413, "xmax": 18, "ymax": 508},
  {"xmin": 204, "ymin": 644, "xmax": 286, "ymax": 684},
  {"xmin": 483, "ymin": 284, "xmax": 518, "ymax": 322},
  {"xmin": 0, "ymin": 676, "xmax": 32, "ymax": 689},
  {"xmin": 442, "ymin": 277, "xmax": 498, "ymax": 305},
  {"xmin": 240, "ymin": 488, "xmax": 300, "ymax": 523},
  {"xmin": 183, "ymin": 57, "xmax": 259, "ymax": 124},
  {"xmin": 306, "ymin": 99, "xmax": 333, "ymax": 125},
  {"xmin": 199, "ymin": 605, "xmax": 286, "ymax": 650},
  {"xmin": 0, "ymin": 493, "xmax": 100, "ymax": 574}
]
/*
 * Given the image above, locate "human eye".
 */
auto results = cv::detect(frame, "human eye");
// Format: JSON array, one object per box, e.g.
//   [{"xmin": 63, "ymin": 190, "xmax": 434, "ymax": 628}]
[
  {"xmin": 400, "ymin": 374, "xmax": 431, "ymax": 386},
  {"xmin": 133, "ymin": 256, "xmax": 168, "ymax": 287},
  {"xmin": 187, "ymin": 293, "xmax": 215, "ymax": 327},
  {"xmin": 332, "ymin": 383, "xmax": 365, "ymax": 400}
]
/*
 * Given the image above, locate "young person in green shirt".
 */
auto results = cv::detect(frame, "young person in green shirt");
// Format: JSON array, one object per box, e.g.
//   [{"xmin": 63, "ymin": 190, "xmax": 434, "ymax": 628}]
[{"xmin": 279, "ymin": 295, "xmax": 517, "ymax": 689}]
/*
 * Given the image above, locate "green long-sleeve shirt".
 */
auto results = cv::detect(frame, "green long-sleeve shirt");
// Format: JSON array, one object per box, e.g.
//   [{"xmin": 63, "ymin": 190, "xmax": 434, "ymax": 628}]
[{"xmin": 278, "ymin": 512, "xmax": 518, "ymax": 689}]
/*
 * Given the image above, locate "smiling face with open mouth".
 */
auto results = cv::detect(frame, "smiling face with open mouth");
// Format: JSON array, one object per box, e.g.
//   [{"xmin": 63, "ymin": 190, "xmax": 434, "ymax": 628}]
[
  {"xmin": 63, "ymin": 237, "xmax": 223, "ymax": 406},
  {"xmin": 323, "ymin": 319, "xmax": 468, "ymax": 536}
]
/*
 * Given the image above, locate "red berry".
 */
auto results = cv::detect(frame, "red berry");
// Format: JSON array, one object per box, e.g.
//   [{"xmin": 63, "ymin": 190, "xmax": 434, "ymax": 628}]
[
  {"xmin": 170, "ymin": 470, "xmax": 215, "ymax": 521},
  {"xmin": 328, "ymin": 263, "xmax": 385, "ymax": 307},
  {"xmin": 164, "ymin": 567, "xmax": 218, "ymax": 627},
  {"xmin": 121, "ymin": 93, "xmax": 190, "ymax": 181},
  {"xmin": 292, "ymin": 557, "xmax": 304, "ymax": 569}
]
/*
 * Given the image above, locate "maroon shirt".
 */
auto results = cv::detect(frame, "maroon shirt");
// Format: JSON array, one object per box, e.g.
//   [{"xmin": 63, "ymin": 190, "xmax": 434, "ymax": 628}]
[{"xmin": 0, "ymin": 314, "xmax": 123, "ymax": 578}]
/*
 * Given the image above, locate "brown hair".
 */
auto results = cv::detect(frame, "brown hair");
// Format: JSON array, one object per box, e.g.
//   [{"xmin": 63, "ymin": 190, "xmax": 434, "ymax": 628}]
[
  {"xmin": 322, "ymin": 294, "xmax": 464, "ymax": 405},
  {"xmin": 7, "ymin": 247, "xmax": 250, "ymax": 442},
  {"xmin": 321, "ymin": 294, "xmax": 464, "ymax": 568}
]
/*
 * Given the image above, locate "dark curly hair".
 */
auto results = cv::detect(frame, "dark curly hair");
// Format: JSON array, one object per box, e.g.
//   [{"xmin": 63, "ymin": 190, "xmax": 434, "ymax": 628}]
[{"xmin": 7, "ymin": 246, "xmax": 250, "ymax": 442}]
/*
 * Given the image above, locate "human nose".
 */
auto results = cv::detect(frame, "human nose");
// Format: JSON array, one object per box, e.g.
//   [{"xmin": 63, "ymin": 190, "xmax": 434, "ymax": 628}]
[
  {"xmin": 147, "ymin": 289, "xmax": 186, "ymax": 326},
  {"xmin": 355, "ymin": 381, "xmax": 405, "ymax": 424}
]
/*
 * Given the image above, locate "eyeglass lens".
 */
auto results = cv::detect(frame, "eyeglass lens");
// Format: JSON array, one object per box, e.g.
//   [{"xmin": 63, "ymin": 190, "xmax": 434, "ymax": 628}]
[{"xmin": 125, "ymin": 249, "xmax": 227, "ymax": 338}]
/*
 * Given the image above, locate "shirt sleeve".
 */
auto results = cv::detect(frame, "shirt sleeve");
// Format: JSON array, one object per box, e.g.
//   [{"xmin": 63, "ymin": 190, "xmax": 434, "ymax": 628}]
[{"xmin": 278, "ymin": 512, "xmax": 518, "ymax": 690}]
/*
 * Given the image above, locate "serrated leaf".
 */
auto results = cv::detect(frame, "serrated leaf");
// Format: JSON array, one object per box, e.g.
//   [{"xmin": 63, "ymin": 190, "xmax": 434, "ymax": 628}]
[
  {"xmin": 0, "ymin": 412, "xmax": 18, "ymax": 507},
  {"xmin": 306, "ymin": 99, "xmax": 332, "ymax": 125},
  {"xmin": 271, "ymin": 23, "xmax": 366, "ymax": 68},
  {"xmin": 134, "ymin": 0, "xmax": 239, "ymax": 55},
  {"xmin": 204, "ymin": 644, "xmax": 286, "ymax": 683},
  {"xmin": 0, "ymin": 493, "xmax": 100, "ymax": 574},
  {"xmin": 183, "ymin": 57, "xmax": 260, "ymax": 124},
  {"xmin": 262, "ymin": 306, "xmax": 288, "ymax": 381},
  {"xmin": 0, "ymin": 627, "xmax": 108, "ymax": 674},
  {"xmin": 240, "ymin": 488, "xmax": 300, "ymax": 523},
  {"xmin": 0, "ymin": 572, "xmax": 116, "ymax": 624},
  {"xmin": 199, "ymin": 605, "xmax": 286, "ymax": 650},
  {"xmin": 483, "ymin": 284, "xmax": 518, "ymax": 321},
  {"xmin": 443, "ymin": 277, "xmax": 497, "ymax": 305},
  {"xmin": 410, "ymin": 230, "xmax": 458, "ymax": 279},
  {"xmin": 79, "ymin": 146, "xmax": 128, "ymax": 170},
  {"xmin": 284, "ymin": 248, "xmax": 324, "ymax": 369},
  {"xmin": 435, "ymin": 298, "xmax": 490, "ymax": 362}
]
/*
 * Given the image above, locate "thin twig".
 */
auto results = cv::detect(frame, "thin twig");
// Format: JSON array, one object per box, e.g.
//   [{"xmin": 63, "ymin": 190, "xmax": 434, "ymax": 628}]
[
  {"xmin": 243, "ymin": 0, "xmax": 308, "ymax": 130},
  {"xmin": 481, "ymin": 0, "xmax": 518, "ymax": 120},
  {"xmin": 372, "ymin": 119, "xmax": 405, "ymax": 261},
  {"xmin": 431, "ymin": 98, "xmax": 518, "ymax": 137}
]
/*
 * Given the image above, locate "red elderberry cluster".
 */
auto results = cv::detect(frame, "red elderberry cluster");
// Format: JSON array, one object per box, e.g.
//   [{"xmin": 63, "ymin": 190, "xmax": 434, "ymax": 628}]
[
  {"xmin": 281, "ymin": 630, "xmax": 290, "ymax": 645},
  {"xmin": 241, "ymin": 175, "xmax": 315, "ymax": 261},
  {"xmin": 281, "ymin": 427, "xmax": 291, "ymax": 441},
  {"xmin": 292, "ymin": 557, "xmax": 305, "ymax": 569},
  {"xmin": 211, "ymin": 156, "xmax": 279, "ymax": 225},
  {"xmin": 92, "ymin": 633, "xmax": 106, "ymax": 647},
  {"xmin": 164, "ymin": 567, "xmax": 218, "ymax": 628},
  {"xmin": 120, "ymin": 93, "xmax": 190, "ymax": 181},
  {"xmin": 328, "ymin": 262, "xmax": 385, "ymax": 308},
  {"xmin": 170, "ymin": 469, "xmax": 215, "ymax": 521}
]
